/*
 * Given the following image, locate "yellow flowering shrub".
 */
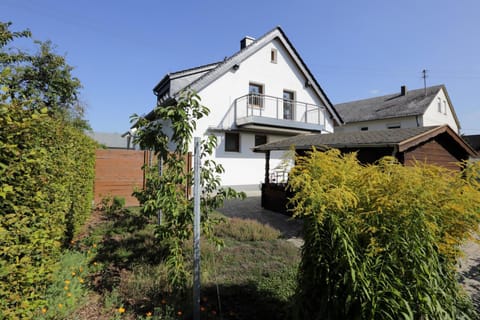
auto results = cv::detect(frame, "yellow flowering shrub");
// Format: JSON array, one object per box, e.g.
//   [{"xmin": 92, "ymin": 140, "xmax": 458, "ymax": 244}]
[{"xmin": 289, "ymin": 149, "xmax": 480, "ymax": 320}]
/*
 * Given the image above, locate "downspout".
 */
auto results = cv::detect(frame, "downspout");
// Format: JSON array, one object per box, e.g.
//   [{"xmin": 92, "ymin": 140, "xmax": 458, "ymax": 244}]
[{"xmin": 415, "ymin": 115, "xmax": 420, "ymax": 127}]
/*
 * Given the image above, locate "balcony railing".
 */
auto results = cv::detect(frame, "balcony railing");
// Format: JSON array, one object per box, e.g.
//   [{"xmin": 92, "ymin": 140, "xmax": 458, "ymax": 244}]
[{"xmin": 234, "ymin": 94, "xmax": 326, "ymax": 132}]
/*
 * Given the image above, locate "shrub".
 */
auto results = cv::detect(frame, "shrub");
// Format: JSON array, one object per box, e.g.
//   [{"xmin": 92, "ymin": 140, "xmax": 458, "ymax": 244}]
[
  {"xmin": 0, "ymin": 101, "xmax": 96, "ymax": 318},
  {"xmin": 289, "ymin": 149, "xmax": 480, "ymax": 320}
]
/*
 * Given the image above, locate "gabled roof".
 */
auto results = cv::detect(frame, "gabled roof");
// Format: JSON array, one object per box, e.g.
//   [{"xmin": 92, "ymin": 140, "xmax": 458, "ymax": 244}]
[
  {"xmin": 254, "ymin": 125, "xmax": 477, "ymax": 157},
  {"xmin": 463, "ymin": 135, "xmax": 480, "ymax": 152},
  {"xmin": 152, "ymin": 26, "xmax": 343, "ymax": 125},
  {"xmin": 334, "ymin": 85, "xmax": 460, "ymax": 129}
]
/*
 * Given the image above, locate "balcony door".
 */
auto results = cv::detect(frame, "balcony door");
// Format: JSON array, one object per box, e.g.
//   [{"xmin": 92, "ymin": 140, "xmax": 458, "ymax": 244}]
[
  {"xmin": 248, "ymin": 83, "xmax": 264, "ymax": 108},
  {"xmin": 283, "ymin": 90, "xmax": 295, "ymax": 120}
]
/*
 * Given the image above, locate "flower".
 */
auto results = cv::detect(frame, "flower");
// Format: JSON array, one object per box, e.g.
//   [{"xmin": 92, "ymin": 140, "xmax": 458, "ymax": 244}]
[
  {"xmin": 92, "ymin": 243, "xmax": 97, "ymax": 248},
  {"xmin": 177, "ymin": 310, "xmax": 182, "ymax": 316},
  {"xmin": 146, "ymin": 312, "xmax": 152, "ymax": 317},
  {"xmin": 58, "ymin": 303, "xmax": 63, "ymax": 309},
  {"xmin": 67, "ymin": 292, "xmax": 72, "ymax": 297},
  {"xmin": 79, "ymin": 278, "xmax": 84, "ymax": 283},
  {"xmin": 71, "ymin": 272, "xmax": 76, "ymax": 276},
  {"xmin": 200, "ymin": 306, "xmax": 206, "ymax": 312},
  {"xmin": 41, "ymin": 307, "xmax": 47, "ymax": 314},
  {"xmin": 118, "ymin": 307, "xmax": 125, "ymax": 313},
  {"xmin": 64, "ymin": 286, "xmax": 69, "ymax": 291},
  {"xmin": 64, "ymin": 280, "xmax": 70, "ymax": 285},
  {"xmin": 161, "ymin": 299, "xmax": 166, "ymax": 304}
]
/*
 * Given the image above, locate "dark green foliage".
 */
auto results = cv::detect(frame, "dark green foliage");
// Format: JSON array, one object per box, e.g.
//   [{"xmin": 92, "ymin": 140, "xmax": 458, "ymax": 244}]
[
  {"xmin": 0, "ymin": 21, "xmax": 87, "ymax": 129},
  {"xmin": 289, "ymin": 149, "xmax": 480, "ymax": 320}
]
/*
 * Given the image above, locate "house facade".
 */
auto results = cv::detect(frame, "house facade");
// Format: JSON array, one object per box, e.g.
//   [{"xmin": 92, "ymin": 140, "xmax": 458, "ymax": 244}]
[
  {"xmin": 148, "ymin": 27, "xmax": 342, "ymax": 193},
  {"xmin": 334, "ymin": 85, "xmax": 460, "ymax": 134}
]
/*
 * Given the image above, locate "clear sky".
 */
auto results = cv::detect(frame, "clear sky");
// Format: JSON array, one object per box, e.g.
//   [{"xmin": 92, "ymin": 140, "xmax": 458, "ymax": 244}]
[{"xmin": 2, "ymin": 0, "xmax": 480, "ymax": 134}]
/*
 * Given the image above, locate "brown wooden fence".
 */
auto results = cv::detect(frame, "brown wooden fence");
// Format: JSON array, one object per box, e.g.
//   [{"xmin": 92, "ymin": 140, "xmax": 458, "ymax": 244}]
[
  {"xmin": 94, "ymin": 149, "xmax": 148, "ymax": 207},
  {"xmin": 94, "ymin": 149, "xmax": 193, "ymax": 207}
]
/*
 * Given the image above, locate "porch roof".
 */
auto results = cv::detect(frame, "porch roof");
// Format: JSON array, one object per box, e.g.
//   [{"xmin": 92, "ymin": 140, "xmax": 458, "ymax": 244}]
[{"xmin": 253, "ymin": 125, "xmax": 477, "ymax": 156}]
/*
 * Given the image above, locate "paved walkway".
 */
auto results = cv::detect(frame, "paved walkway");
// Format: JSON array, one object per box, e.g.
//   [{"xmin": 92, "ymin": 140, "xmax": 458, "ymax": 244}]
[{"xmin": 218, "ymin": 196, "xmax": 304, "ymax": 247}]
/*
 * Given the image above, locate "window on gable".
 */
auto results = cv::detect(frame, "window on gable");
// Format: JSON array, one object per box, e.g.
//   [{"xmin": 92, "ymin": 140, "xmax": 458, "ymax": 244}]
[
  {"xmin": 443, "ymin": 100, "xmax": 447, "ymax": 115},
  {"xmin": 225, "ymin": 132, "xmax": 240, "ymax": 152},
  {"xmin": 438, "ymin": 97, "xmax": 442, "ymax": 112},
  {"xmin": 270, "ymin": 48, "xmax": 277, "ymax": 63},
  {"xmin": 248, "ymin": 83, "xmax": 264, "ymax": 108},
  {"xmin": 255, "ymin": 134, "xmax": 267, "ymax": 146}
]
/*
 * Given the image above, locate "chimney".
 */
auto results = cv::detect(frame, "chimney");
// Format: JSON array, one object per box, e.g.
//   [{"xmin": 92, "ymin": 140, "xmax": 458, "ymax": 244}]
[
  {"xmin": 240, "ymin": 36, "xmax": 255, "ymax": 49},
  {"xmin": 401, "ymin": 85, "xmax": 407, "ymax": 96}
]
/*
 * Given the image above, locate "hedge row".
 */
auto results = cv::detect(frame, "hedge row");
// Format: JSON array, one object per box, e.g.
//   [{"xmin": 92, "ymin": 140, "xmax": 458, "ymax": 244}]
[{"xmin": 0, "ymin": 101, "xmax": 96, "ymax": 318}]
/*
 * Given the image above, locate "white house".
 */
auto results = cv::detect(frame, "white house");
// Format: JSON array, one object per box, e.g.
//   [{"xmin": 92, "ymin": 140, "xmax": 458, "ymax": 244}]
[
  {"xmin": 146, "ymin": 27, "xmax": 342, "ymax": 193},
  {"xmin": 334, "ymin": 85, "xmax": 460, "ymax": 134}
]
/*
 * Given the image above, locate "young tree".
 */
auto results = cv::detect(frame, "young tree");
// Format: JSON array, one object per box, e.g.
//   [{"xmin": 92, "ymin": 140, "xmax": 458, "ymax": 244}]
[
  {"xmin": 0, "ymin": 21, "xmax": 87, "ymax": 128},
  {"xmin": 131, "ymin": 90, "xmax": 244, "ymax": 290}
]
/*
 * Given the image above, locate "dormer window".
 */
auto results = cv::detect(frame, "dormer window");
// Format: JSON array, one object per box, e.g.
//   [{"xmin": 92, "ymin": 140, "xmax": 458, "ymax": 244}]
[{"xmin": 270, "ymin": 49, "xmax": 277, "ymax": 63}]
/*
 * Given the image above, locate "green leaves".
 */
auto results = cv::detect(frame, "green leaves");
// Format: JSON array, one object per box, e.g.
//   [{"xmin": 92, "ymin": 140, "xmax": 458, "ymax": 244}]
[
  {"xmin": 0, "ymin": 98, "xmax": 96, "ymax": 318},
  {"xmin": 132, "ymin": 89, "xmax": 244, "ymax": 290},
  {"xmin": 290, "ymin": 149, "xmax": 480, "ymax": 320}
]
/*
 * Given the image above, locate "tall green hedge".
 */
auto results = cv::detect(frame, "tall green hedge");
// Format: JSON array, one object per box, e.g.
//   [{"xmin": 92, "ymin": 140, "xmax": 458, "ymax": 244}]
[
  {"xmin": 289, "ymin": 149, "xmax": 480, "ymax": 320},
  {"xmin": 0, "ymin": 100, "xmax": 96, "ymax": 318}
]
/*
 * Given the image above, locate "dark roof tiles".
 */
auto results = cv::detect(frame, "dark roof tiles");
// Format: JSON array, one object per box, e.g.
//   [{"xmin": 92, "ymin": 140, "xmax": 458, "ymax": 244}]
[{"xmin": 334, "ymin": 85, "xmax": 444, "ymax": 123}]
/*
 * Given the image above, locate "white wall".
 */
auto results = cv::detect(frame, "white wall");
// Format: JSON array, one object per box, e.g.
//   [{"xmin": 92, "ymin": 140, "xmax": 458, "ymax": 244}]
[
  {"xmin": 189, "ymin": 38, "xmax": 335, "ymax": 187},
  {"xmin": 422, "ymin": 89, "xmax": 459, "ymax": 133},
  {"xmin": 335, "ymin": 116, "xmax": 419, "ymax": 132}
]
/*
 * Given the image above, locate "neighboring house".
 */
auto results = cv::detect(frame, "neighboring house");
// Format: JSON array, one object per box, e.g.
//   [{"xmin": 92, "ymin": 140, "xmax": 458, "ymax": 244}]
[
  {"xmin": 462, "ymin": 134, "xmax": 480, "ymax": 161},
  {"xmin": 254, "ymin": 125, "xmax": 477, "ymax": 213},
  {"xmin": 142, "ymin": 26, "xmax": 342, "ymax": 193},
  {"xmin": 334, "ymin": 85, "xmax": 460, "ymax": 134},
  {"xmin": 87, "ymin": 131, "xmax": 135, "ymax": 149}
]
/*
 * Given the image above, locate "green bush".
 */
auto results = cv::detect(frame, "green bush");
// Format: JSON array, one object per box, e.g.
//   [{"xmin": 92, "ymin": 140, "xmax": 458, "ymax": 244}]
[
  {"xmin": 289, "ymin": 149, "xmax": 480, "ymax": 320},
  {"xmin": 0, "ymin": 101, "xmax": 96, "ymax": 318}
]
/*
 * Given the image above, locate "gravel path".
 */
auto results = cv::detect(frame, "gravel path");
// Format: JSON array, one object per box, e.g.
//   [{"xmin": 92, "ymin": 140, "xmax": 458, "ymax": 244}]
[{"xmin": 459, "ymin": 233, "xmax": 480, "ymax": 311}]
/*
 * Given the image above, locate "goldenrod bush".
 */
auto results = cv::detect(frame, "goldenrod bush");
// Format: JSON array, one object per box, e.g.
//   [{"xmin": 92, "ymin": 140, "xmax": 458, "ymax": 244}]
[{"xmin": 289, "ymin": 149, "xmax": 480, "ymax": 320}]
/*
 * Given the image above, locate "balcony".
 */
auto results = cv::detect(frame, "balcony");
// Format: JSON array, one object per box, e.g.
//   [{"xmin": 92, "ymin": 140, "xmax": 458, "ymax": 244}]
[{"xmin": 234, "ymin": 94, "xmax": 327, "ymax": 132}]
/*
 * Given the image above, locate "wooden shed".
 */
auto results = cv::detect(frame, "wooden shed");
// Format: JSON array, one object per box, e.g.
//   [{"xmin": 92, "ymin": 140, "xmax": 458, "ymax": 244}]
[{"xmin": 253, "ymin": 125, "xmax": 477, "ymax": 213}]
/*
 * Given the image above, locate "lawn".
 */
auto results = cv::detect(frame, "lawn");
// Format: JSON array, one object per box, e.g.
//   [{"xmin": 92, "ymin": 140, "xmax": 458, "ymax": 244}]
[{"xmin": 39, "ymin": 202, "xmax": 300, "ymax": 319}]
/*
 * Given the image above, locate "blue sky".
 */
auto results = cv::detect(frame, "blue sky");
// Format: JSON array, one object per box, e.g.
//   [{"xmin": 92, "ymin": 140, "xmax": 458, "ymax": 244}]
[{"xmin": 2, "ymin": 0, "xmax": 480, "ymax": 134}]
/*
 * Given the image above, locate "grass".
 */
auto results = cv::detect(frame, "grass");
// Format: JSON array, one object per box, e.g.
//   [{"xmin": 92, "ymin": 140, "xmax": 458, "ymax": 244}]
[{"xmin": 42, "ymin": 203, "xmax": 300, "ymax": 319}]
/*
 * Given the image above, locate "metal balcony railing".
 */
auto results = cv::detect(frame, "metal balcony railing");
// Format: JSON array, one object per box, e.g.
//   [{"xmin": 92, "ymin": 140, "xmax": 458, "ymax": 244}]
[{"xmin": 234, "ymin": 94, "xmax": 326, "ymax": 131}]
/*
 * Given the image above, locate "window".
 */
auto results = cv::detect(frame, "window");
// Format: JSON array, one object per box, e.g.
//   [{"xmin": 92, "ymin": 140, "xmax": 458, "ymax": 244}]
[
  {"xmin": 248, "ymin": 83, "xmax": 264, "ymax": 108},
  {"xmin": 270, "ymin": 48, "xmax": 277, "ymax": 63},
  {"xmin": 255, "ymin": 134, "xmax": 267, "ymax": 146},
  {"xmin": 438, "ymin": 97, "xmax": 442, "ymax": 112},
  {"xmin": 387, "ymin": 123, "xmax": 401, "ymax": 129},
  {"xmin": 360, "ymin": 127, "xmax": 369, "ymax": 131},
  {"xmin": 443, "ymin": 100, "xmax": 447, "ymax": 115},
  {"xmin": 283, "ymin": 90, "xmax": 295, "ymax": 120},
  {"xmin": 225, "ymin": 132, "xmax": 240, "ymax": 152}
]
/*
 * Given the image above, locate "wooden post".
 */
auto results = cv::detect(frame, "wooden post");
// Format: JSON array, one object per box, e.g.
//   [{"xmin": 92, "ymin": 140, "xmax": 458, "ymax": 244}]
[{"xmin": 265, "ymin": 151, "xmax": 270, "ymax": 184}]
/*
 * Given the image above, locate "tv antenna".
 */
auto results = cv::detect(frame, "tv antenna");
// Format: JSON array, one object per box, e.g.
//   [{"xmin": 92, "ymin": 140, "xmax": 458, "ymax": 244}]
[{"xmin": 422, "ymin": 69, "xmax": 428, "ymax": 96}]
